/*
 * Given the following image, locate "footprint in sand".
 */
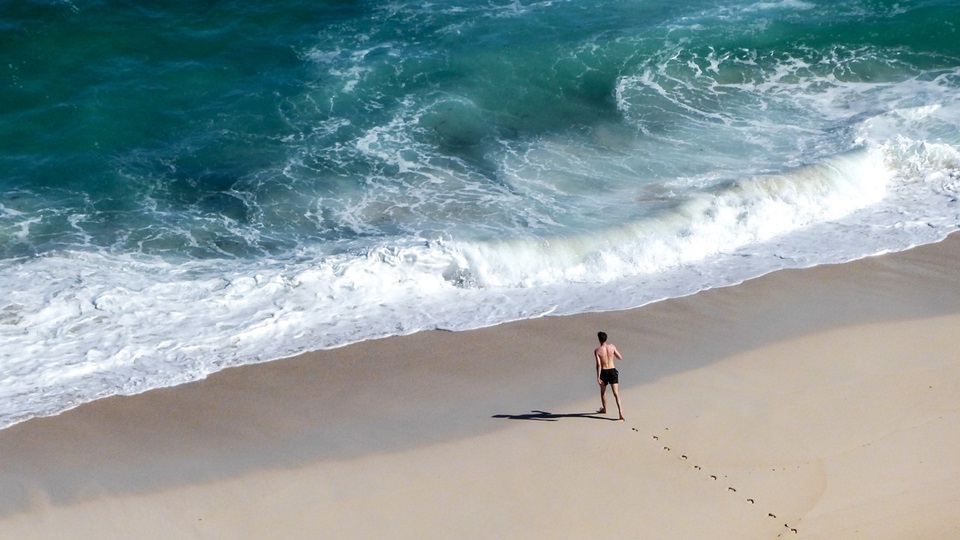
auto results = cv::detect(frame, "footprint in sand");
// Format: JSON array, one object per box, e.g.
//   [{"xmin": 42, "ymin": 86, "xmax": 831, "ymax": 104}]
[
  {"xmin": 681, "ymin": 455, "xmax": 688, "ymax": 460},
  {"xmin": 663, "ymin": 446, "xmax": 670, "ymax": 451},
  {"xmin": 768, "ymin": 513, "xmax": 777, "ymax": 518},
  {"xmin": 728, "ymin": 487, "xmax": 736, "ymax": 492},
  {"xmin": 694, "ymin": 465, "xmax": 701, "ymax": 470},
  {"xmin": 746, "ymin": 498, "xmax": 754, "ymax": 504},
  {"xmin": 710, "ymin": 475, "xmax": 717, "ymax": 480}
]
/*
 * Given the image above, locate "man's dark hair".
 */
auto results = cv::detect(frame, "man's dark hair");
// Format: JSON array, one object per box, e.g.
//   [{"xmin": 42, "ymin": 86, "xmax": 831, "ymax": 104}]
[{"xmin": 598, "ymin": 331, "xmax": 607, "ymax": 343}]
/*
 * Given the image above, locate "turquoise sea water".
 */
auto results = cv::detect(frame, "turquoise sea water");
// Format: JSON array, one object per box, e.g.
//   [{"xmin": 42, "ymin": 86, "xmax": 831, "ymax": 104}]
[{"xmin": 2, "ymin": 0, "xmax": 959, "ymax": 428}]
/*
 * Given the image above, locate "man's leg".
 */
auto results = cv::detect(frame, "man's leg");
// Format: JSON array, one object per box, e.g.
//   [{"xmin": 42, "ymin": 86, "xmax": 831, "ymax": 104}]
[
  {"xmin": 598, "ymin": 382, "xmax": 607, "ymax": 414},
  {"xmin": 611, "ymin": 383, "xmax": 624, "ymax": 421}
]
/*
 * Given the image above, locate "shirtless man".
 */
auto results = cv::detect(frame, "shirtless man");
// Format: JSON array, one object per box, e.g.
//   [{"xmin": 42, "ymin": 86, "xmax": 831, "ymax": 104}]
[{"xmin": 595, "ymin": 331, "xmax": 624, "ymax": 421}]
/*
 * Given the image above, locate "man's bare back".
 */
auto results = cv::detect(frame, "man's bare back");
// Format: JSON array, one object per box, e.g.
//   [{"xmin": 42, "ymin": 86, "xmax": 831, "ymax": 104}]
[{"xmin": 595, "ymin": 342, "xmax": 621, "ymax": 370}]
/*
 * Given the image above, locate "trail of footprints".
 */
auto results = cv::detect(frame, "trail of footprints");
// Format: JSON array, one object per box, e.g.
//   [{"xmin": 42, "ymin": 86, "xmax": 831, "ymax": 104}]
[{"xmin": 634, "ymin": 427, "xmax": 800, "ymax": 536}]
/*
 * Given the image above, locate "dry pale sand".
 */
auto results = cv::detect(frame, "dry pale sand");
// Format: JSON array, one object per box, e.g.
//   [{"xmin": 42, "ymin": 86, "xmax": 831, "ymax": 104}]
[{"xmin": 2, "ymin": 234, "xmax": 960, "ymax": 539}]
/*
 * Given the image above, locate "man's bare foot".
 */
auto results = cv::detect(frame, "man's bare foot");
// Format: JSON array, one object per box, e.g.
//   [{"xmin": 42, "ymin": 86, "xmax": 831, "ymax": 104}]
[
  {"xmin": 618, "ymin": 416, "xmax": 625, "ymax": 421},
  {"xmin": 597, "ymin": 408, "xmax": 606, "ymax": 414}
]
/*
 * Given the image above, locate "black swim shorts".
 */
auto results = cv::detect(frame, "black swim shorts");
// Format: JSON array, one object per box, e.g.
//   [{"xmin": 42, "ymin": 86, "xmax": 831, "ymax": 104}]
[{"xmin": 599, "ymin": 368, "xmax": 619, "ymax": 385}]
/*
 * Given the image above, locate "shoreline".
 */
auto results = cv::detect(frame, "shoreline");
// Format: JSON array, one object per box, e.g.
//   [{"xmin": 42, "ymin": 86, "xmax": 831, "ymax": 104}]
[{"xmin": 1, "ymin": 233, "xmax": 959, "ymax": 538}]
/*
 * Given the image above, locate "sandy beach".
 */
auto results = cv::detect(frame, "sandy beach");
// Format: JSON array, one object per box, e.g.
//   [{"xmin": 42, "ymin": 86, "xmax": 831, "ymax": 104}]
[{"xmin": 2, "ymin": 234, "xmax": 960, "ymax": 539}]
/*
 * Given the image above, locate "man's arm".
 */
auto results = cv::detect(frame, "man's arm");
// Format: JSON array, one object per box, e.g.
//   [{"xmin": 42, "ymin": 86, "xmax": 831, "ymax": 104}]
[{"xmin": 595, "ymin": 350, "xmax": 603, "ymax": 384}]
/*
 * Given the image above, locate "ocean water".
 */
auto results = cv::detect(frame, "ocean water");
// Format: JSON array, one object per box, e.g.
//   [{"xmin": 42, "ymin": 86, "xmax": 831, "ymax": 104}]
[{"xmin": 2, "ymin": 0, "xmax": 959, "ymax": 429}]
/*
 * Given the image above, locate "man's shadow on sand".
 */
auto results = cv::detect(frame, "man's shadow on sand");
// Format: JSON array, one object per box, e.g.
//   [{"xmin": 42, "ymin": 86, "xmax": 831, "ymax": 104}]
[{"xmin": 492, "ymin": 410, "xmax": 620, "ymax": 422}]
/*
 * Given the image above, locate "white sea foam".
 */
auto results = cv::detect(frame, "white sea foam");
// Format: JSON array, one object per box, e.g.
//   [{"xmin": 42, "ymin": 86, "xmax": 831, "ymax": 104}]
[
  {"xmin": 1, "ymin": 133, "xmax": 957, "ymax": 430},
  {"xmin": 743, "ymin": 0, "xmax": 816, "ymax": 12},
  {"xmin": 458, "ymin": 149, "xmax": 889, "ymax": 287}
]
